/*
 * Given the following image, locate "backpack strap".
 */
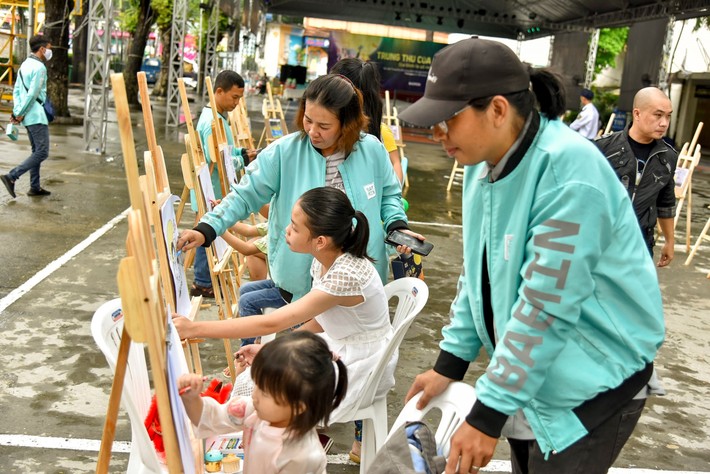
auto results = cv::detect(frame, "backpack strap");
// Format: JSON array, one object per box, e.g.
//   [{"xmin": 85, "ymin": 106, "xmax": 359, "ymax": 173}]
[{"xmin": 18, "ymin": 70, "xmax": 44, "ymax": 106}]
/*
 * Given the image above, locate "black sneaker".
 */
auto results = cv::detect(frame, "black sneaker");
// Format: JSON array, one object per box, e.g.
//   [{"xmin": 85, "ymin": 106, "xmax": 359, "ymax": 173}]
[
  {"xmin": 1, "ymin": 174, "xmax": 16, "ymax": 198},
  {"xmin": 27, "ymin": 187, "xmax": 51, "ymax": 196},
  {"xmin": 190, "ymin": 283, "xmax": 215, "ymax": 298}
]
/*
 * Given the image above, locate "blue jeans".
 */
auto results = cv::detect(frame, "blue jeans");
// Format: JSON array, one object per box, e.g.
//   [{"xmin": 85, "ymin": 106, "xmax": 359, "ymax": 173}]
[
  {"xmin": 9, "ymin": 123, "xmax": 49, "ymax": 190},
  {"xmin": 193, "ymin": 246, "xmax": 212, "ymax": 288},
  {"xmin": 238, "ymin": 279, "xmax": 288, "ymax": 345}
]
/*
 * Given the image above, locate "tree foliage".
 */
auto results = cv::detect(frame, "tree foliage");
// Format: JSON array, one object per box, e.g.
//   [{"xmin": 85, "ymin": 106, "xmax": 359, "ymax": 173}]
[
  {"xmin": 118, "ymin": 0, "xmax": 140, "ymax": 33},
  {"xmin": 594, "ymin": 27, "xmax": 628, "ymax": 75},
  {"xmin": 693, "ymin": 16, "xmax": 710, "ymax": 31}
]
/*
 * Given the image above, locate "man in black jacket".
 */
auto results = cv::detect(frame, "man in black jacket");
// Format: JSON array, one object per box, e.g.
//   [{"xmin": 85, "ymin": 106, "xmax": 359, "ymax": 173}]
[{"xmin": 595, "ymin": 87, "xmax": 676, "ymax": 266}]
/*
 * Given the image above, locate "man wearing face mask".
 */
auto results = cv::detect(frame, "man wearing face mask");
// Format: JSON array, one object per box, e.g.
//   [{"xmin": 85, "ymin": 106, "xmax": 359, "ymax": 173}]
[{"xmin": 1, "ymin": 35, "xmax": 53, "ymax": 199}]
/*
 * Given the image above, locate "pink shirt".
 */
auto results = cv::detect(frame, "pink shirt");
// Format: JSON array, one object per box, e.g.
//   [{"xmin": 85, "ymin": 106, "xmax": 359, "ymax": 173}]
[{"xmin": 195, "ymin": 397, "xmax": 326, "ymax": 474}]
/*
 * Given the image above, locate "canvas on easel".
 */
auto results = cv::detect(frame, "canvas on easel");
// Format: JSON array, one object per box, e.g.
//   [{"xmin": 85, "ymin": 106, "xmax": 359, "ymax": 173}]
[
  {"xmin": 222, "ymin": 144, "xmax": 239, "ymax": 189},
  {"xmin": 258, "ymin": 81, "xmax": 289, "ymax": 148},
  {"xmin": 161, "ymin": 194, "xmax": 192, "ymax": 316}
]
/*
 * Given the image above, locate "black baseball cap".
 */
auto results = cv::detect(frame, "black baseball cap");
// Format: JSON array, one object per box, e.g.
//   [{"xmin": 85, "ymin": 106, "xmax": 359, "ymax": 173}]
[{"xmin": 399, "ymin": 37, "xmax": 531, "ymax": 127}]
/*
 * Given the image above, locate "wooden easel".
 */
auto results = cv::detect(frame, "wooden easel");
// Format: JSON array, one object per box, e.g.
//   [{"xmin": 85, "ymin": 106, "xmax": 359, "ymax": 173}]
[
  {"xmin": 181, "ymin": 131, "xmax": 241, "ymax": 381},
  {"xmin": 138, "ymin": 72, "xmax": 204, "ymax": 374},
  {"xmin": 230, "ymin": 99, "xmax": 256, "ymax": 151},
  {"xmin": 446, "ymin": 161, "xmax": 464, "ymax": 192},
  {"xmin": 228, "ymin": 100, "xmax": 265, "ymax": 280},
  {"xmin": 257, "ymin": 81, "xmax": 288, "ymax": 148},
  {"xmin": 674, "ymin": 122, "xmax": 704, "ymax": 253},
  {"xmin": 685, "ymin": 206, "xmax": 710, "ymax": 278},
  {"xmin": 384, "ymin": 90, "xmax": 410, "ymax": 189},
  {"xmin": 205, "ymin": 76, "xmax": 233, "ymax": 199},
  {"xmin": 97, "ymin": 73, "xmax": 197, "ymax": 473},
  {"xmin": 597, "ymin": 113, "xmax": 616, "ymax": 138},
  {"xmin": 174, "ymin": 77, "xmax": 204, "ymax": 226}
]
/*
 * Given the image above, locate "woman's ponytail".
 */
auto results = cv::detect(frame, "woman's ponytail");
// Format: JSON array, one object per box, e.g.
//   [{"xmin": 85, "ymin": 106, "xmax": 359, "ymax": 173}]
[
  {"xmin": 343, "ymin": 211, "xmax": 372, "ymax": 261},
  {"xmin": 529, "ymin": 68, "xmax": 566, "ymax": 119}
]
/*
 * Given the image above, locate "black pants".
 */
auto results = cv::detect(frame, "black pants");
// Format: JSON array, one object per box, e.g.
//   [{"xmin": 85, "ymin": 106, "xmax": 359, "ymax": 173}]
[
  {"xmin": 643, "ymin": 227, "xmax": 655, "ymax": 257},
  {"xmin": 508, "ymin": 398, "xmax": 646, "ymax": 474}
]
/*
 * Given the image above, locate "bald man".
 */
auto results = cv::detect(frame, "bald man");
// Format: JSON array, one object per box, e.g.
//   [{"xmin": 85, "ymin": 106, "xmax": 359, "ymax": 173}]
[{"xmin": 595, "ymin": 87, "xmax": 676, "ymax": 266}]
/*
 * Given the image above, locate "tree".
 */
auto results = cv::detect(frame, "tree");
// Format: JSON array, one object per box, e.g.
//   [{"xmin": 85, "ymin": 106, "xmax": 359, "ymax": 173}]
[
  {"xmin": 152, "ymin": 0, "xmax": 204, "ymax": 97},
  {"xmin": 150, "ymin": 0, "xmax": 173, "ymax": 97},
  {"xmin": 121, "ymin": 0, "xmax": 155, "ymax": 106},
  {"xmin": 44, "ymin": 0, "xmax": 74, "ymax": 118},
  {"xmin": 594, "ymin": 27, "xmax": 629, "ymax": 76},
  {"xmin": 71, "ymin": 1, "xmax": 88, "ymax": 85}
]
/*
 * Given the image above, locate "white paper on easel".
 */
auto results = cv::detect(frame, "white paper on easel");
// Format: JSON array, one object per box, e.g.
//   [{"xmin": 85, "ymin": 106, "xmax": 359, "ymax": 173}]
[
  {"xmin": 197, "ymin": 166, "xmax": 230, "ymax": 260},
  {"xmin": 221, "ymin": 144, "xmax": 238, "ymax": 188},
  {"xmin": 160, "ymin": 194, "xmax": 191, "ymax": 316},
  {"xmin": 166, "ymin": 310, "xmax": 197, "ymax": 474},
  {"xmin": 388, "ymin": 124, "xmax": 401, "ymax": 142},
  {"xmin": 674, "ymin": 167, "xmax": 690, "ymax": 189}
]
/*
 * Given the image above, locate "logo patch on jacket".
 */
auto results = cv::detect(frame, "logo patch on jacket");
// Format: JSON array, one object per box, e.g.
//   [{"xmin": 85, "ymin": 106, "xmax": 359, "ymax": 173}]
[
  {"xmin": 504, "ymin": 234, "xmax": 513, "ymax": 261},
  {"xmin": 364, "ymin": 182, "xmax": 376, "ymax": 199}
]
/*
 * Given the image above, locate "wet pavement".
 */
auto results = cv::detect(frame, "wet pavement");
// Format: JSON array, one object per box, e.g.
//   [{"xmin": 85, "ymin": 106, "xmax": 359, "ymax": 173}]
[{"xmin": 0, "ymin": 88, "xmax": 709, "ymax": 473}]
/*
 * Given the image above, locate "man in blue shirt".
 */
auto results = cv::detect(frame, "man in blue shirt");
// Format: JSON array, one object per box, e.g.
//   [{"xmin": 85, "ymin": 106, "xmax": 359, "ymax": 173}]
[{"xmin": 2, "ymin": 35, "xmax": 53, "ymax": 198}]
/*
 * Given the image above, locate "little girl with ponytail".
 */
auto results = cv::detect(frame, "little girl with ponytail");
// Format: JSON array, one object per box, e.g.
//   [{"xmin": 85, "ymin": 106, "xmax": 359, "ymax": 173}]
[{"xmin": 179, "ymin": 331, "xmax": 347, "ymax": 474}]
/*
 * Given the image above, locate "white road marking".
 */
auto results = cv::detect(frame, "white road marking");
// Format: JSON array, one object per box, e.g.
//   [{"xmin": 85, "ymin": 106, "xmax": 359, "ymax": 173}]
[
  {"xmin": 0, "ymin": 208, "xmax": 129, "ymax": 316},
  {"xmin": 408, "ymin": 219, "xmax": 463, "ymax": 229},
  {"xmin": 0, "ymin": 434, "xmax": 706, "ymax": 473},
  {"xmin": 0, "ymin": 434, "xmax": 131, "ymax": 453}
]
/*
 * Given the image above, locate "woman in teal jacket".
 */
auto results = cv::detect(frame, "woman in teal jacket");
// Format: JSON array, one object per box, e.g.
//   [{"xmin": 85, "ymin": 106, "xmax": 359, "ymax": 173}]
[
  {"xmin": 178, "ymin": 74, "xmax": 421, "ymax": 302},
  {"xmin": 401, "ymin": 38, "xmax": 664, "ymax": 474}
]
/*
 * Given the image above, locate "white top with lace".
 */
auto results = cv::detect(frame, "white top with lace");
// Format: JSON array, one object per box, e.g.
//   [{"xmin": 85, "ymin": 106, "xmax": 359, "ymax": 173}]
[{"xmin": 311, "ymin": 253, "xmax": 397, "ymax": 421}]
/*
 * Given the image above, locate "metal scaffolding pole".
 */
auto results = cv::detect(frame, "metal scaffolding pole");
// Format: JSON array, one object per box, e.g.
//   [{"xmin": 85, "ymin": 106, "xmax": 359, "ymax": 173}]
[
  {"xmin": 201, "ymin": 1, "xmax": 220, "ymax": 103},
  {"xmin": 658, "ymin": 16, "xmax": 676, "ymax": 92},
  {"xmin": 584, "ymin": 29, "xmax": 600, "ymax": 88},
  {"xmin": 166, "ymin": 0, "xmax": 188, "ymax": 128},
  {"xmin": 83, "ymin": 0, "xmax": 113, "ymax": 154}
]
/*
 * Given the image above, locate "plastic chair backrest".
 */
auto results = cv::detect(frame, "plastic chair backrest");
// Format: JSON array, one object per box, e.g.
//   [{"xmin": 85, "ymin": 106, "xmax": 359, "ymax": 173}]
[
  {"xmin": 90, "ymin": 298, "xmax": 164, "ymax": 473},
  {"xmin": 347, "ymin": 278, "xmax": 429, "ymax": 414},
  {"xmin": 387, "ymin": 382, "xmax": 476, "ymax": 458},
  {"xmin": 385, "ymin": 277, "xmax": 429, "ymax": 329}
]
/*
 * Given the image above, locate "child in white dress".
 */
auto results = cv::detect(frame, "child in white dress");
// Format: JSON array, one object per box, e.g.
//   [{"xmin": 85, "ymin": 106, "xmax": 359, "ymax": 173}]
[
  {"xmin": 173, "ymin": 186, "xmax": 398, "ymax": 460},
  {"xmin": 178, "ymin": 331, "xmax": 347, "ymax": 474}
]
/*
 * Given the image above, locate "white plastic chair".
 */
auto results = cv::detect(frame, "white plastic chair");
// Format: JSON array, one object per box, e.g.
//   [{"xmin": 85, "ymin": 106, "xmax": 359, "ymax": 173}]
[
  {"xmin": 338, "ymin": 277, "xmax": 429, "ymax": 474},
  {"xmin": 387, "ymin": 381, "xmax": 477, "ymax": 459},
  {"xmin": 91, "ymin": 298, "xmax": 166, "ymax": 473}
]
